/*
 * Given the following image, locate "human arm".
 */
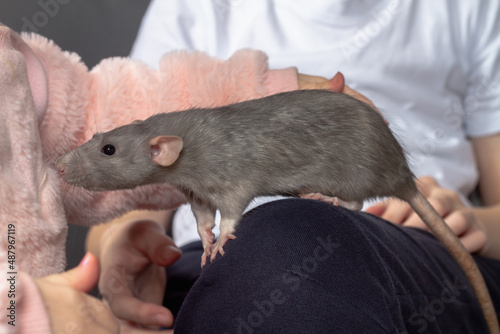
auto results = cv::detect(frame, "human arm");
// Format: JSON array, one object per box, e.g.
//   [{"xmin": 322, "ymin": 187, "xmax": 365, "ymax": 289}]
[{"xmin": 469, "ymin": 134, "xmax": 500, "ymax": 259}]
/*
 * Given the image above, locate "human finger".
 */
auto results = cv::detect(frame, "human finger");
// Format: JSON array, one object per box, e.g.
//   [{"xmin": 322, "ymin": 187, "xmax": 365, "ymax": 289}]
[
  {"xmin": 343, "ymin": 85, "xmax": 376, "ymax": 110},
  {"xmin": 365, "ymin": 201, "xmax": 388, "ymax": 217},
  {"xmin": 402, "ymin": 194, "xmax": 455, "ymax": 230},
  {"xmin": 414, "ymin": 176, "xmax": 440, "ymax": 197},
  {"xmin": 445, "ymin": 210, "xmax": 487, "ymax": 253},
  {"xmin": 43, "ymin": 252, "xmax": 99, "ymax": 293},
  {"xmin": 297, "ymin": 73, "xmax": 335, "ymax": 90},
  {"xmin": 109, "ymin": 292, "xmax": 175, "ymax": 328},
  {"xmin": 128, "ymin": 220, "xmax": 182, "ymax": 267},
  {"xmin": 442, "ymin": 210, "xmax": 472, "ymax": 236},
  {"xmin": 460, "ymin": 228, "xmax": 488, "ymax": 254},
  {"xmin": 120, "ymin": 323, "xmax": 174, "ymax": 334},
  {"xmin": 375, "ymin": 199, "xmax": 413, "ymax": 225}
]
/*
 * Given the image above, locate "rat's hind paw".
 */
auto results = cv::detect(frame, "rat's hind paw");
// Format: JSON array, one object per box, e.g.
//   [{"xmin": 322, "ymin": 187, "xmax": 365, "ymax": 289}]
[
  {"xmin": 300, "ymin": 193, "xmax": 362, "ymax": 211},
  {"xmin": 210, "ymin": 233, "xmax": 236, "ymax": 262},
  {"xmin": 300, "ymin": 193, "xmax": 340, "ymax": 204}
]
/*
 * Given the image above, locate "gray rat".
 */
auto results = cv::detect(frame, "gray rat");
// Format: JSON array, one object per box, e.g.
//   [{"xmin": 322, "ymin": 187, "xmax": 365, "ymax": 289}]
[{"xmin": 56, "ymin": 89, "xmax": 498, "ymax": 333}]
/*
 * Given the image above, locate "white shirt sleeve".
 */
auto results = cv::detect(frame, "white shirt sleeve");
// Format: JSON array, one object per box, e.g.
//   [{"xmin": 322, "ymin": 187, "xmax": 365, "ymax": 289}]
[{"xmin": 129, "ymin": 0, "xmax": 195, "ymax": 68}]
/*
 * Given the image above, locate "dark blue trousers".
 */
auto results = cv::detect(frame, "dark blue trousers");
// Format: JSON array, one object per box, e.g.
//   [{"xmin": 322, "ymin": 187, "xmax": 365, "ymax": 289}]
[{"xmin": 164, "ymin": 199, "xmax": 500, "ymax": 333}]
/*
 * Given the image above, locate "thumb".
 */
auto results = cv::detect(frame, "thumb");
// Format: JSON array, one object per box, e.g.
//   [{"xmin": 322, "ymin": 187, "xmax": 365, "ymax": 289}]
[
  {"xmin": 45, "ymin": 252, "xmax": 100, "ymax": 293},
  {"xmin": 415, "ymin": 175, "xmax": 439, "ymax": 197},
  {"xmin": 328, "ymin": 72, "xmax": 345, "ymax": 93},
  {"xmin": 130, "ymin": 221, "xmax": 182, "ymax": 267}
]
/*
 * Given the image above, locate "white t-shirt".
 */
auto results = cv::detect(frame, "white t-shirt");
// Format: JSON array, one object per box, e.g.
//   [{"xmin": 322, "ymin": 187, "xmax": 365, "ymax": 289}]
[{"xmin": 130, "ymin": 0, "xmax": 500, "ymax": 247}]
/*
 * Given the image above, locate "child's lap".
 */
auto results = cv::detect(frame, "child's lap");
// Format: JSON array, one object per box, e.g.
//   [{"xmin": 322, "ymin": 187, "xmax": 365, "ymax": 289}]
[{"xmin": 165, "ymin": 198, "xmax": 500, "ymax": 333}]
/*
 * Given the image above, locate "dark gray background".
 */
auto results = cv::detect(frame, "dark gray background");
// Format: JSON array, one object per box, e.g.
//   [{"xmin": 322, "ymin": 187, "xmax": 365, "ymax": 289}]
[
  {"xmin": 0, "ymin": 0, "xmax": 151, "ymax": 273},
  {"xmin": 0, "ymin": 1, "xmax": 150, "ymax": 67}
]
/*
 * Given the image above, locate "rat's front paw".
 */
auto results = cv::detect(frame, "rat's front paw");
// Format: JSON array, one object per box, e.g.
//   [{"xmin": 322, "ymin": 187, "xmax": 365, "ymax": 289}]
[
  {"xmin": 210, "ymin": 233, "xmax": 236, "ymax": 262},
  {"xmin": 201, "ymin": 250, "xmax": 210, "ymax": 268},
  {"xmin": 200, "ymin": 228, "xmax": 215, "ymax": 267}
]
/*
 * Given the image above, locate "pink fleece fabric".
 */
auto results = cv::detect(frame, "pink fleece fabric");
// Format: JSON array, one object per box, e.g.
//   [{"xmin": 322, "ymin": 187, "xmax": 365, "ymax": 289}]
[{"xmin": 0, "ymin": 23, "xmax": 298, "ymax": 332}]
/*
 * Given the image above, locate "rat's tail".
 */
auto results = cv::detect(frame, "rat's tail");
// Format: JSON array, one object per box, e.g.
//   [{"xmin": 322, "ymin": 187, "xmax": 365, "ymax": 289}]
[{"xmin": 408, "ymin": 190, "xmax": 499, "ymax": 334}]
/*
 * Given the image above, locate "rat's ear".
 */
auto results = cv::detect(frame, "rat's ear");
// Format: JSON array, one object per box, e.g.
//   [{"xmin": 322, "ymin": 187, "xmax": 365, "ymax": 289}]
[{"xmin": 149, "ymin": 136, "xmax": 183, "ymax": 166}]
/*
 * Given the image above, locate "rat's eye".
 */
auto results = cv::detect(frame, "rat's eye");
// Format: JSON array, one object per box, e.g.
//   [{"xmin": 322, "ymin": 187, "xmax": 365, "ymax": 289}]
[{"xmin": 101, "ymin": 144, "xmax": 116, "ymax": 156}]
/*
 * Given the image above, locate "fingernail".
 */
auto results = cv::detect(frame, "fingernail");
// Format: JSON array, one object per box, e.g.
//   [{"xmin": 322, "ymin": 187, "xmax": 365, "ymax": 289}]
[
  {"xmin": 79, "ymin": 252, "xmax": 91, "ymax": 267},
  {"xmin": 161, "ymin": 245, "xmax": 182, "ymax": 262},
  {"xmin": 153, "ymin": 313, "xmax": 170, "ymax": 326}
]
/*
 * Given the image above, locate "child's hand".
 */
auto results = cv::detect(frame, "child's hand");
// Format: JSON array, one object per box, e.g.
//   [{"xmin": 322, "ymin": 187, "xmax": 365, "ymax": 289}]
[
  {"xmin": 366, "ymin": 176, "xmax": 488, "ymax": 254},
  {"xmin": 35, "ymin": 253, "xmax": 173, "ymax": 333},
  {"xmin": 34, "ymin": 253, "xmax": 119, "ymax": 334},
  {"xmin": 95, "ymin": 214, "xmax": 181, "ymax": 329}
]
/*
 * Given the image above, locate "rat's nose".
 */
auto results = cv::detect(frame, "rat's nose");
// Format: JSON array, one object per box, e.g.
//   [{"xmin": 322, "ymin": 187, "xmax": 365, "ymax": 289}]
[{"xmin": 55, "ymin": 160, "xmax": 65, "ymax": 175}]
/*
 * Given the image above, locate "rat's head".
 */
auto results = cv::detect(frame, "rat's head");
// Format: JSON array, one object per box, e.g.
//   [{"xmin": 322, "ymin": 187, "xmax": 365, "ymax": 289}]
[{"xmin": 56, "ymin": 122, "xmax": 183, "ymax": 191}]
